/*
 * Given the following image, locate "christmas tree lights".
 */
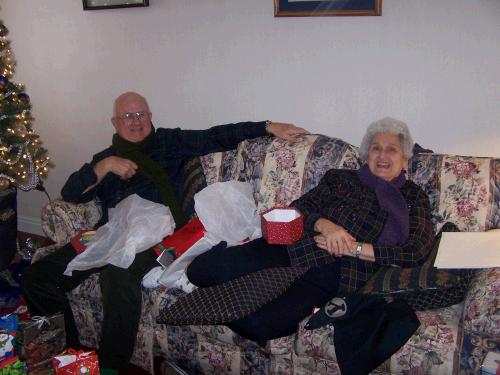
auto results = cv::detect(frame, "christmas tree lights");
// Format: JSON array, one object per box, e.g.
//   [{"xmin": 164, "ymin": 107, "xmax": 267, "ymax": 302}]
[{"xmin": 0, "ymin": 20, "xmax": 51, "ymax": 191}]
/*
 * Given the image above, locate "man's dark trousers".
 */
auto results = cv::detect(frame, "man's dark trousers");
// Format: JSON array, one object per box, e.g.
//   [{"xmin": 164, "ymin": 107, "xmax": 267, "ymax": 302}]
[{"xmin": 20, "ymin": 243, "xmax": 157, "ymax": 369}]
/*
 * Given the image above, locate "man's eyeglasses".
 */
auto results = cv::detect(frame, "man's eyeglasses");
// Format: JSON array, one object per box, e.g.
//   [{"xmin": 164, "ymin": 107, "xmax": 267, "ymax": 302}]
[{"xmin": 117, "ymin": 111, "xmax": 149, "ymax": 123}]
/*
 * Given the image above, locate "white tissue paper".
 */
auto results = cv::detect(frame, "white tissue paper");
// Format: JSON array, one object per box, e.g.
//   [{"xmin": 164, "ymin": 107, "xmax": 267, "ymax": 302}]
[{"xmin": 64, "ymin": 194, "xmax": 175, "ymax": 275}]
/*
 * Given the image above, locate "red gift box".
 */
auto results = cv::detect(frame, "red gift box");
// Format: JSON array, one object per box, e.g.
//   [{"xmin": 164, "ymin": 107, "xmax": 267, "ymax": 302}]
[
  {"xmin": 52, "ymin": 349, "xmax": 99, "ymax": 375},
  {"xmin": 69, "ymin": 230, "xmax": 96, "ymax": 255},
  {"xmin": 261, "ymin": 207, "xmax": 304, "ymax": 245},
  {"xmin": 153, "ymin": 217, "xmax": 205, "ymax": 258}
]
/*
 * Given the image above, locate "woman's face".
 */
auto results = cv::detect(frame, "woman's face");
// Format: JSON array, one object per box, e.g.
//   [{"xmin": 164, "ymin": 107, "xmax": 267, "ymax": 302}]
[{"xmin": 367, "ymin": 132, "xmax": 408, "ymax": 181}]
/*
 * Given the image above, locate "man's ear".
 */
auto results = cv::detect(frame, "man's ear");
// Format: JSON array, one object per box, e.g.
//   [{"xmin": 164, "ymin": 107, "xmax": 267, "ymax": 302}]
[{"xmin": 111, "ymin": 117, "xmax": 119, "ymax": 131}]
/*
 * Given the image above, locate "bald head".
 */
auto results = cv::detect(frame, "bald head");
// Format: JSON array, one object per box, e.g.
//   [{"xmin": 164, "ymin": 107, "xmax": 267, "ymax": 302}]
[
  {"xmin": 111, "ymin": 91, "xmax": 153, "ymax": 143},
  {"xmin": 113, "ymin": 91, "xmax": 150, "ymax": 117}
]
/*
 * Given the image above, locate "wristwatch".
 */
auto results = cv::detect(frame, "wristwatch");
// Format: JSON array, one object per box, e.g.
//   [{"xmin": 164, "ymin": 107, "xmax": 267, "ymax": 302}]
[{"xmin": 355, "ymin": 242, "xmax": 362, "ymax": 258}]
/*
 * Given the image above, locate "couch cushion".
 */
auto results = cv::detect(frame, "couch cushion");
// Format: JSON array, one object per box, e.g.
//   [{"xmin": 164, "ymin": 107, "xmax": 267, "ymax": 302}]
[
  {"xmin": 360, "ymin": 223, "xmax": 475, "ymax": 310},
  {"xmin": 462, "ymin": 267, "xmax": 500, "ymax": 337},
  {"xmin": 408, "ymin": 154, "xmax": 499, "ymax": 232}
]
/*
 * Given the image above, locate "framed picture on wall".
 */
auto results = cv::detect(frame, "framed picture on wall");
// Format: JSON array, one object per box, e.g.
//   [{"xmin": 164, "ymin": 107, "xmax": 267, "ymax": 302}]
[
  {"xmin": 83, "ymin": 0, "xmax": 149, "ymax": 11},
  {"xmin": 274, "ymin": 0, "xmax": 382, "ymax": 17}
]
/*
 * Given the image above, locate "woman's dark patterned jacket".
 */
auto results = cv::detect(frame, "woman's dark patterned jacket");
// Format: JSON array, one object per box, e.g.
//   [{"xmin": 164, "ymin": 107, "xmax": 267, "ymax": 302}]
[{"xmin": 288, "ymin": 168, "xmax": 435, "ymax": 292}]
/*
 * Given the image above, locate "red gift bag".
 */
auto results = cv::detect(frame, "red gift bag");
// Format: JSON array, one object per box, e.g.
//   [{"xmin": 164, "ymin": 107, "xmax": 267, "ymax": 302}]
[
  {"xmin": 153, "ymin": 217, "xmax": 205, "ymax": 258},
  {"xmin": 52, "ymin": 349, "xmax": 99, "ymax": 375}
]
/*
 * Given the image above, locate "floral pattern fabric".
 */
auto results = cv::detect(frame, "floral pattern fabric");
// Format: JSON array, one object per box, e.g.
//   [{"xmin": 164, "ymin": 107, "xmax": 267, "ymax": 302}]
[
  {"xmin": 40, "ymin": 199, "xmax": 102, "ymax": 245},
  {"xmin": 35, "ymin": 135, "xmax": 500, "ymax": 375},
  {"xmin": 408, "ymin": 154, "xmax": 499, "ymax": 232}
]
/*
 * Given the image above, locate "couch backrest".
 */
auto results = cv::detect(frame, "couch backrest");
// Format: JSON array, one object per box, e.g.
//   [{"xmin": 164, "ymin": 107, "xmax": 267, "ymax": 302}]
[
  {"xmin": 408, "ymin": 154, "xmax": 499, "ymax": 232},
  {"xmin": 200, "ymin": 134, "xmax": 360, "ymax": 212},
  {"xmin": 201, "ymin": 135, "xmax": 499, "ymax": 233}
]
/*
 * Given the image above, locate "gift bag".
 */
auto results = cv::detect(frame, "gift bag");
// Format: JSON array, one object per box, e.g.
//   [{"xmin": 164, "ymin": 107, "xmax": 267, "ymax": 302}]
[
  {"xmin": 52, "ymin": 349, "xmax": 99, "ymax": 375},
  {"xmin": 153, "ymin": 217, "xmax": 205, "ymax": 258},
  {"xmin": 16, "ymin": 313, "xmax": 66, "ymax": 369}
]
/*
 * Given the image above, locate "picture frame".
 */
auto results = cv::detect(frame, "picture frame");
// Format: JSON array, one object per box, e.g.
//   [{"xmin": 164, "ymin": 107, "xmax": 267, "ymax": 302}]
[
  {"xmin": 274, "ymin": 0, "xmax": 382, "ymax": 17},
  {"xmin": 83, "ymin": 0, "xmax": 149, "ymax": 11}
]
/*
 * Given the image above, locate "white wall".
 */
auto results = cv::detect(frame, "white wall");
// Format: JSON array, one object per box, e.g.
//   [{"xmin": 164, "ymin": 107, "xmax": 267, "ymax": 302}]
[{"xmin": 2, "ymin": 0, "xmax": 499, "ymax": 235}]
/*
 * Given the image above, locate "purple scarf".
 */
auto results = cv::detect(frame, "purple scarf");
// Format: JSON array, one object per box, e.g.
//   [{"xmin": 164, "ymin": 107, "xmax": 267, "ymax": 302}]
[{"xmin": 357, "ymin": 164, "xmax": 409, "ymax": 246}]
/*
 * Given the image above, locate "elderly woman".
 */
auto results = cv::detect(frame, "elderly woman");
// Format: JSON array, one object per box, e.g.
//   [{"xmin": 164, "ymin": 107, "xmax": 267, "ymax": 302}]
[{"xmin": 165, "ymin": 117, "xmax": 435, "ymax": 346}]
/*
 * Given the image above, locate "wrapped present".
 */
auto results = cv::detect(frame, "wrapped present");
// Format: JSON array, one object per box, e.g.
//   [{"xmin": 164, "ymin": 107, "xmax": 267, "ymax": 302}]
[
  {"xmin": 261, "ymin": 207, "xmax": 304, "ymax": 245},
  {"xmin": 0, "ymin": 271, "xmax": 21, "ymax": 315},
  {"xmin": 0, "ymin": 314, "xmax": 18, "ymax": 362},
  {"xmin": 2, "ymin": 298, "xmax": 30, "ymax": 323},
  {"xmin": 69, "ymin": 230, "xmax": 96, "ymax": 255},
  {"xmin": 0, "ymin": 357, "xmax": 28, "ymax": 375},
  {"xmin": 0, "ymin": 289, "xmax": 21, "ymax": 315},
  {"xmin": 16, "ymin": 314, "xmax": 66, "ymax": 370},
  {"xmin": 52, "ymin": 349, "xmax": 98, "ymax": 375},
  {"xmin": 153, "ymin": 217, "xmax": 205, "ymax": 258}
]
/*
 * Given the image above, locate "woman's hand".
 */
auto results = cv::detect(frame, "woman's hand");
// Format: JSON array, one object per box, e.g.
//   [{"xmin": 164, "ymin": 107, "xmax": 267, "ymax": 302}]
[{"xmin": 313, "ymin": 218, "xmax": 356, "ymax": 257}]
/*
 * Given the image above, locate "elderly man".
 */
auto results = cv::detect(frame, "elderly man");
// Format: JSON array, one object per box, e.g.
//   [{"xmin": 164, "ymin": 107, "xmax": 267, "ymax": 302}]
[{"xmin": 20, "ymin": 91, "xmax": 308, "ymax": 374}]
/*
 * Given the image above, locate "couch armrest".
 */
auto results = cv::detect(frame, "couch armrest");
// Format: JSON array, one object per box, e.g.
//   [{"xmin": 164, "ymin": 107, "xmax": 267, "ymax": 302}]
[
  {"xmin": 462, "ymin": 268, "xmax": 500, "ymax": 337},
  {"xmin": 41, "ymin": 199, "xmax": 102, "ymax": 245}
]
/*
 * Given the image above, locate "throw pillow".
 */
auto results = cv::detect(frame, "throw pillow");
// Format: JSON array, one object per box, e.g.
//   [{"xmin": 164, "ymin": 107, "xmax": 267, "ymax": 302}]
[{"xmin": 360, "ymin": 222, "xmax": 475, "ymax": 310}]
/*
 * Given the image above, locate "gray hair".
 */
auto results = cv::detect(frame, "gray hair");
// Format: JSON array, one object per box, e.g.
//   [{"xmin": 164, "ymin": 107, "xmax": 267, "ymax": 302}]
[{"xmin": 359, "ymin": 117, "xmax": 414, "ymax": 161}]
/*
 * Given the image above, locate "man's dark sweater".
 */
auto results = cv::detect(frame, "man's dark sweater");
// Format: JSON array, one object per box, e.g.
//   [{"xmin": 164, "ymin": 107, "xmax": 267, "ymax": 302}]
[{"xmin": 61, "ymin": 121, "xmax": 268, "ymax": 226}]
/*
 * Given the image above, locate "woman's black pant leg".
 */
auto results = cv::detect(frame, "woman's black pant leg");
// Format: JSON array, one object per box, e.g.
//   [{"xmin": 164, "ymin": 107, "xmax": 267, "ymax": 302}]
[
  {"xmin": 228, "ymin": 260, "xmax": 341, "ymax": 346},
  {"xmin": 187, "ymin": 238, "xmax": 289, "ymax": 287}
]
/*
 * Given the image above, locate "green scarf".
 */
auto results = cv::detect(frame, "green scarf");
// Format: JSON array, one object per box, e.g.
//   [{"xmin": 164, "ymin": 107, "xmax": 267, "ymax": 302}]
[{"xmin": 112, "ymin": 128, "xmax": 187, "ymax": 228}]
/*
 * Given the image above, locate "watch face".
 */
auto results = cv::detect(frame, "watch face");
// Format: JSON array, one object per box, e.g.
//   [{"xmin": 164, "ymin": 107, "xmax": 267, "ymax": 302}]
[{"xmin": 355, "ymin": 243, "xmax": 362, "ymax": 256}]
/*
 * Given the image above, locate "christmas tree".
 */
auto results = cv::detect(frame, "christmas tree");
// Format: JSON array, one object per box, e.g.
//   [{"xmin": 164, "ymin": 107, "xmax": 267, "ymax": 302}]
[{"xmin": 0, "ymin": 19, "xmax": 50, "ymax": 191}]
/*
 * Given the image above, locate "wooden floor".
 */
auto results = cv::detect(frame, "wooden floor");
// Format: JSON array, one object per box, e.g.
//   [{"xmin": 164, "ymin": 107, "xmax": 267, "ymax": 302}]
[{"xmin": 16, "ymin": 232, "xmax": 164, "ymax": 375}]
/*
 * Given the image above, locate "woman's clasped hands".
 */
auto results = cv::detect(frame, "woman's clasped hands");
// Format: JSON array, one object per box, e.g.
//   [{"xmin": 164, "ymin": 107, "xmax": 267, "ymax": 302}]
[{"xmin": 313, "ymin": 218, "xmax": 357, "ymax": 257}]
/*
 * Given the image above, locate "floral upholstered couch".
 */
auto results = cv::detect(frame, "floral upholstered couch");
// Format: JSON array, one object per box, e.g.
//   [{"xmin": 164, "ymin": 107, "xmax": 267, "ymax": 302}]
[{"xmin": 34, "ymin": 134, "xmax": 500, "ymax": 374}]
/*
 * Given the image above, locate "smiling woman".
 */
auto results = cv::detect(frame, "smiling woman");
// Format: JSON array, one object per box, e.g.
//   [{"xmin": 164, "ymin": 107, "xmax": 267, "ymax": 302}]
[
  {"xmin": 274, "ymin": 0, "xmax": 382, "ymax": 17},
  {"xmin": 82, "ymin": 0, "xmax": 149, "ymax": 11}
]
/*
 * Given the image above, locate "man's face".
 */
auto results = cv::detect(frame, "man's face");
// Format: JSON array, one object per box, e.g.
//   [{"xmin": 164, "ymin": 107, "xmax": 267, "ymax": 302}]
[{"xmin": 111, "ymin": 94, "xmax": 152, "ymax": 143}]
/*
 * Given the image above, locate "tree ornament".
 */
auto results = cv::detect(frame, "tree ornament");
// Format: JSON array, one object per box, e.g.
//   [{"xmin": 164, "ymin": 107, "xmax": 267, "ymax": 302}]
[
  {"xmin": 14, "ymin": 123, "xmax": 27, "ymax": 136},
  {"xmin": 17, "ymin": 92, "xmax": 30, "ymax": 103},
  {"xmin": 0, "ymin": 75, "xmax": 8, "ymax": 89},
  {"xmin": 0, "ymin": 24, "xmax": 7, "ymax": 38},
  {"xmin": 0, "ymin": 178, "xmax": 10, "ymax": 190}
]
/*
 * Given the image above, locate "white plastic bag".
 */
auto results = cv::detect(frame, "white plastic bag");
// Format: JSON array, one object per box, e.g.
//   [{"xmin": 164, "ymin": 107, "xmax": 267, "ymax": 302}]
[
  {"xmin": 194, "ymin": 181, "xmax": 261, "ymax": 246},
  {"xmin": 157, "ymin": 237, "xmax": 212, "ymax": 291},
  {"xmin": 64, "ymin": 194, "xmax": 175, "ymax": 275}
]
